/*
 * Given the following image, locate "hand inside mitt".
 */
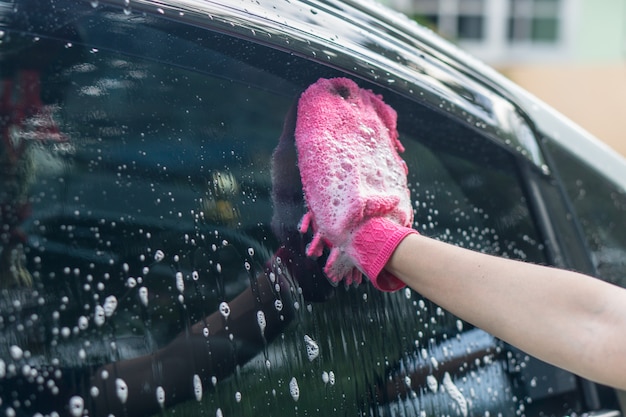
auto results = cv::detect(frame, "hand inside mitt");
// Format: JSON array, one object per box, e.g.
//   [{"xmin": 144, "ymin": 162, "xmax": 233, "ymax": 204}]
[{"xmin": 295, "ymin": 77, "xmax": 417, "ymax": 291}]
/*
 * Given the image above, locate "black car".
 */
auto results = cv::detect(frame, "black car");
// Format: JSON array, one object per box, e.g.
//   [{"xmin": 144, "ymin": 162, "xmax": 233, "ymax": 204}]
[{"xmin": 1, "ymin": 1, "xmax": 625, "ymax": 416}]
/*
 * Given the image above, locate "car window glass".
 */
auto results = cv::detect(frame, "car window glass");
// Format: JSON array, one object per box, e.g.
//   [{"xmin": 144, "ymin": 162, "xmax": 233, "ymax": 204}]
[
  {"xmin": 1, "ymin": 7, "xmax": 571, "ymax": 417},
  {"xmin": 545, "ymin": 140, "xmax": 626, "ymax": 288}
]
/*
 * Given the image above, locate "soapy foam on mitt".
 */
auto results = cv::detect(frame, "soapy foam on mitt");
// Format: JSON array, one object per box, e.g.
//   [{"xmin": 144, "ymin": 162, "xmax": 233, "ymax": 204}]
[{"xmin": 295, "ymin": 77, "xmax": 416, "ymax": 291}]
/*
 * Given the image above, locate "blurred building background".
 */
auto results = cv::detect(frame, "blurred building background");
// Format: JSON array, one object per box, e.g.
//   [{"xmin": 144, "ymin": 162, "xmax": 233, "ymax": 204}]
[{"xmin": 380, "ymin": 0, "xmax": 626, "ymax": 157}]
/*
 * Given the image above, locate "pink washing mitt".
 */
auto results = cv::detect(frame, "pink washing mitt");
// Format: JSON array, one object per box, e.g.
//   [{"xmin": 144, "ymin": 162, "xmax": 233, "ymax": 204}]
[{"xmin": 295, "ymin": 77, "xmax": 417, "ymax": 291}]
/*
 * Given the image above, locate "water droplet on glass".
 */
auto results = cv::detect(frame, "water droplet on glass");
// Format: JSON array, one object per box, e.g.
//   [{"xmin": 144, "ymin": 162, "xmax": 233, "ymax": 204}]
[
  {"xmin": 69, "ymin": 396, "xmax": 84, "ymax": 417},
  {"xmin": 192, "ymin": 271, "xmax": 199, "ymax": 281},
  {"xmin": 289, "ymin": 377, "xmax": 300, "ymax": 401},
  {"xmin": 78, "ymin": 316, "xmax": 89, "ymax": 330},
  {"xmin": 156, "ymin": 386, "xmax": 165, "ymax": 407},
  {"xmin": 202, "ymin": 327, "xmax": 209, "ymax": 337},
  {"xmin": 127, "ymin": 277, "xmax": 137, "ymax": 288},
  {"xmin": 430, "ymin": 357, "xmax": 439, "ymax": 369},
  {"xmin": 10, "ymin": 345, "xmax": 23, "ymax": 360},
  {"xmin": 139, "ymin": 287, "xmax": 149, "ymax": 307},
  {"xmin": 247, "ymin": 247, "xmax": 255, "ymax": 257},
  {"xmin": 443, "ymin": 372, "xmax": 468, "ymax": 417},
  {"xmin": 274, "ymin": 300, "xmax": 283, "ymax": 311},
  {"xmin": 154, "ymin": 250, "xmax": 165, "ymax": 262},
  {"xmin": 216, "ymin": 263, "xmax": 222, "ymax": 273},
  {"xmin": 94, "ymin": 305, "xmax": 105, "ymax": 326},
  {"xmin": 329, "ymin": 371, "xmax": 335, "ymax": 385},
  {"xmin": 426, "ymin": 375, "xmax": 438, "ymax": 392},
  {"xmin": 322, "ymin": 371, "xmax": 329, "ymax": 384},
  {"xmin": 176, "ymin": 271, "xmax": 184, "ymax": 293},
  {"xmin": 193, "ymin": 374, "xmax": 203, "ymax": 401},
  {"xmin": 219, "ymin": 302, "xmax": 230, "ymax": 319},
  {"xmin": 103, "ymin": 296, "xmax": 118, "ymax": 317},
  {"xmin": 256, "ymin": 310, "xmax": 266, "ymax": 335},
  {"xmin": 216, "ymin": 408, "xmax": 223, "ymax": 417},
  {"xmin": 116, "ymin": 378, "xmax": 128, "ymax": 403},
  {"xmin": 304, "ymin": 335, "xmax": 320, "ymax": 361},
  {"xmin": 235, "ymin": 391, "xmax": 242, "ymax": 402}
]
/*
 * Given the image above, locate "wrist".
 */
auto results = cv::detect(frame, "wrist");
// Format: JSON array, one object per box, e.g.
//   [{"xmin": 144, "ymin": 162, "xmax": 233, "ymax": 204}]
[{"xmin": 350, "ymin": 218, "xmax": 417, "ymax": 292}]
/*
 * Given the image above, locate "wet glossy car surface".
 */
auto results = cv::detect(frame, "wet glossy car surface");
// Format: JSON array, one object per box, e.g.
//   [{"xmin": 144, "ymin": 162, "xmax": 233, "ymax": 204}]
[{"xmin": 1, "ymin": 1, "xmax": 626, "ymax": 416}]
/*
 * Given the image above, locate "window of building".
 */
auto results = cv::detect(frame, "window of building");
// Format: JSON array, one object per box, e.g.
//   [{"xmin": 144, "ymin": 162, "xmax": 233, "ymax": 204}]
[
  {"xmin": 411, "ymin": 0, "xmax": 486, "ymax": 41},
  {"xmin": 411, "ymin": 0, "xmax": 560, "ymax": 43},
  {"xmin": 508, "ymin": 0, "xmax": 561, "ymax": 43}
]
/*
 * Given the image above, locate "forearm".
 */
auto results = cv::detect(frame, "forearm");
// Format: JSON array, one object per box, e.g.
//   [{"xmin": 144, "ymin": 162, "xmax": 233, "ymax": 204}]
[{"xmin": 386, "ymin": 233, "xmax": 626, "ymax": 390}]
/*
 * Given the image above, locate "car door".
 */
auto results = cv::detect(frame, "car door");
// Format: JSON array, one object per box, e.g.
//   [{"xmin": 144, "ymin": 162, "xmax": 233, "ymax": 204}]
[{"xmin": 0, "ymin": 2, "xmax": 611, "ymax": 417}]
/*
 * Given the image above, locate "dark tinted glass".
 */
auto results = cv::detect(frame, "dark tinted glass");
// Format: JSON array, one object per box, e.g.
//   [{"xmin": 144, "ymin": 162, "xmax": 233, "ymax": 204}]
[
  {"xmin": 545, "ymin": 141, "xmax": 626, "ymax": 288},
  {"xmin": 0, "ymin": 5, "xmax": 564, "ymax": 417}
]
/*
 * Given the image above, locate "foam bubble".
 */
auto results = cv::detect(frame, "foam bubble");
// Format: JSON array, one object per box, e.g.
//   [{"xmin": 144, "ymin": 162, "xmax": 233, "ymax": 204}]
[
  {"xmin": 69, "ymin": 396, "xmax": 84, "ymax": 417},
  {"xmin": 219, "ymin": 302, "xmax": 230, "ymax": 319},
  {"xmin": 304, "ymin": 335, "xmax": 320, "ymax": 361},
  {"xmin": 115, "ymin": 378, "xmax": 128, "ymax": 403},
  {"xmin": 154, "ymin": 250, "xmax": 165, "ymax": 262},
  {"xmin": 10, "ymin": 345, "xmax": 23, "ymax": 360},
  {"xmin": 289, "ymin": 377, "xmax": 300, "ymax": 401},
  {"xmin": 103, "ymin": 295, "xmax": 118, "ymax": 317},
  {"xmin": 426, "ymin": 375, "xmax": 438, "ymax": 392},
  {"xmin": 193, "ymin": 374, "xmax": 203, "ymax": 401},
  {"xmin": 175, "ymin": 271, "xmax": 184, "ymax": 293},
  {"xmin": 139, "ymin": 287, "xmax": 149, "ymax": 306},
  {"xmin": 256, "ymin": 310, "xmax": 266, "ymax": 335},
  {"xmin": 443, "ymin": 372, "xmax": 468, "ymax": 417},
  {"xmin": 156, "ymin": 386, "xmax": 165, "ymax": 407}
]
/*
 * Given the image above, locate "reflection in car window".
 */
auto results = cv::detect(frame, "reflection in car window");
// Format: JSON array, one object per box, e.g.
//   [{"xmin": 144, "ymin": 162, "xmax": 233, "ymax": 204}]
[{"xmin": 0, "ymin": 6, "xmax": 563, "ymax": 417}]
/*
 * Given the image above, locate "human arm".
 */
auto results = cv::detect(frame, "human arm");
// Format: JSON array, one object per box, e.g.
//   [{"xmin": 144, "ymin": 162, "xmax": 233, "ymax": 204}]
[
  {"xmin": 90, "ymin": 270, "xmax": 296, "ymax": 417},
  {"xmin": 386, "ymin": 233, "xmax": 626, "ymax": 390},
  {"xmin": 292, "ymin": 77, "xmax": 626, "ymax": 391}
]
